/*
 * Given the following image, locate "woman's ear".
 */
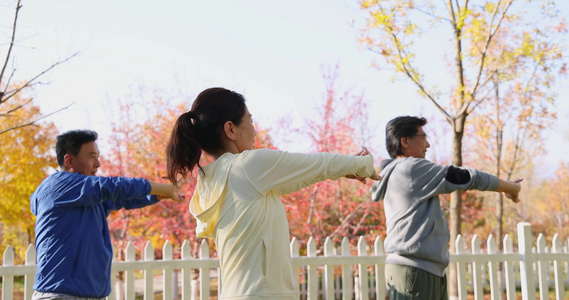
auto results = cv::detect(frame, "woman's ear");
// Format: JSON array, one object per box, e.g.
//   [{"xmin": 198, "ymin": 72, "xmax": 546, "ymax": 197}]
[{"xmin": 223, "ymin": 121, "xmax": 237, "ymax": 141}]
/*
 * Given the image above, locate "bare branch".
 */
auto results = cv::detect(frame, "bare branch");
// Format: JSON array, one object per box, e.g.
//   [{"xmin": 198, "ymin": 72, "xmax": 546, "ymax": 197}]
[
  {"xmin": 1, "ymin": 68, "xmax": 16, "ymax": 99},
  {"xmin": 0, "ymin": 0, "xmax": 21, "ymax": 91},
  {"xmin": 0, "ymin": 102, "xmax": 74, "ymax": 135},
  {"xmin": 0, "ymin": 52, "xmax": 79, "ymax": 105},
  {"xmin": 0, "ymin": 97, "xmax": 32, "ymax": 116}
]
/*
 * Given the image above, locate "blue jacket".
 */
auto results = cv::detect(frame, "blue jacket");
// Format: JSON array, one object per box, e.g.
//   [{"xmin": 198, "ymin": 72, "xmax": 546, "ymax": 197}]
[{"xmin": 30, "ymin": 171, "xmax": 160, "ymax": 298}]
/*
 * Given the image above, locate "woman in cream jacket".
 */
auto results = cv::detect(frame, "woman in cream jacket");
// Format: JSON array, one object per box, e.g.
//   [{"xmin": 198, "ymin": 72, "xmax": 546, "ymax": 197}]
[{"xmin": 166, "ymin": 87, "xmax": 380, "ymax": 299}]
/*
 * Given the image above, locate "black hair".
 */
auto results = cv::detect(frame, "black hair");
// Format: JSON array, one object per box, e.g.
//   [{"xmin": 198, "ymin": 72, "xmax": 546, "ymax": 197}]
[
  {"xmin": 385, "ymin": 116, "xmax": 427, "ymax": 159},
  {"xmin": 56, "ymin": 129, "xmax": 98, "ymax": 167},
  {"xmin": 166, "ymin": 87, "xmax": 247, "ymax": 186}
]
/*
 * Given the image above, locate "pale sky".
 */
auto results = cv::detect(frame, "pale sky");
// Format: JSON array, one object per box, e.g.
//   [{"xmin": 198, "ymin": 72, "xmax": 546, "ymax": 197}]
[{"xmin": 3, "ymin": 0, "xmax": 568, "ymax": 177}]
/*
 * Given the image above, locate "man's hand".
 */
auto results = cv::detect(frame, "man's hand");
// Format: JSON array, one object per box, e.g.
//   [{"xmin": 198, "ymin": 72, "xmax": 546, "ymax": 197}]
[
  {"xmin": 150, "ymin": 181, "xmax": 183, "ymax": 201},
  {"xmin": 504, "ymin": 178, "xmax": 523, "ymax": 203},
  {"xmin": 345, "ymin": 146, "xmax": 382, "ymax": 183}
]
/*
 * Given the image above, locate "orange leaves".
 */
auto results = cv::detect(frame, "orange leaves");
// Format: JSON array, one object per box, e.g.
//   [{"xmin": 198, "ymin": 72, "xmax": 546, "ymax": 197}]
[{"xmin": 0, "ymin": 83, "xmax": 58, "ymax": 263}]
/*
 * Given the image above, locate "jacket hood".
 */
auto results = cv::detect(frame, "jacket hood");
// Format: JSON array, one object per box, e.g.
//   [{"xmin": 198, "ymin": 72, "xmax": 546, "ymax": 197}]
[
  {"xmin": 189, "ymin": 153, "xmax": 238, "ymax": 238},
  {"xmin": 370, "ymin": 158, "xmax": 398, "ymax": 202}
]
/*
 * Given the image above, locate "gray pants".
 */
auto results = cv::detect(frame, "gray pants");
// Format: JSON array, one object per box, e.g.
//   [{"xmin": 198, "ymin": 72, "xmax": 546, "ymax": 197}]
[
  {"xmin": 32, "ymin": 291, "xmax": 106, "ymax": 300},
  {"xmin": 385, "ymin": 263, "xmax": 448, "ymax": 300}
]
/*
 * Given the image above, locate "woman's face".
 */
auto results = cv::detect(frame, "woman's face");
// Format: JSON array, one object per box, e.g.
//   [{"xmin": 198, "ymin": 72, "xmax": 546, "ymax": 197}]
[{"xmin": 234, "ymin": 106, "xmax": 257, "ymax": 153}]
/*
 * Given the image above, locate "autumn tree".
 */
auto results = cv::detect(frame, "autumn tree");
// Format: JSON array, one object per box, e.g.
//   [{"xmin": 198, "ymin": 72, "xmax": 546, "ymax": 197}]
[
  {"xmin": 0, "ymin": 0, "xmax": 76, "ymax": 136},
  {"xmin": 279, "ymin": 65, "xmax": 385, "ymax": 252},
  {"xmin": 0, "ymin": 83, "xmax": 57, "ymax": 263},
  {"xmin": 536, "ymin": 163, "xmax": 569, "ymax": 242},
  {"xmin": 102, "ymin": 84, "xmax": 196, "ymax": 258},
  {"xmin": 358, "ymin": 0, "xmax": 566, "ymax": 295}
]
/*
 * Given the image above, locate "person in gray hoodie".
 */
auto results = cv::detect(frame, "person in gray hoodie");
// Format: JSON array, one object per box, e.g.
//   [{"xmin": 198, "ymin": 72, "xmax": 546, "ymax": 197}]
[{"xmin": 370, "ymin": 116, "xmax": 521, "ymax": 300}]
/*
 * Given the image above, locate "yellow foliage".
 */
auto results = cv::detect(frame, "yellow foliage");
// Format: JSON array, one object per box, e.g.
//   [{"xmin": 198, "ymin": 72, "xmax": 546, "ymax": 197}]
[{"xmin": 0, "ymin": 84, "xmax": 58, "ymax": 263}]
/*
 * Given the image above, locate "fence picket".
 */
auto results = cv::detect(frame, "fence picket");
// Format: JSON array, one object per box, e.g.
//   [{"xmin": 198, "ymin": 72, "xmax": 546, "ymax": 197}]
[
  {"xmin": 374, "ymin": 236, "xmax": 385, "ymax": 300},
  {"xmin": 357, "ymin": 236, "xmax": 369, "ymax": 300},
  {"xmin": 2, "ymin": 223, "xmax": 569, "ymax": 300},
  {"xmin": 144, "ymin": 242, "xmax": 154, "ymax": 300},
  {"xmin": 456, "ymin": 234, "xmax": 468, "ymax": 300},
  {"xmin": 198, "ymin": 240, "xmax": 209, "ymax": 300},
  {"xmin": 24, "ymin": 244, "xmax": 35, "ymax": 300},
  {"xmin": 324, "ymin": 237, "xmax": 335, "ymax": 300},
  {"xmin": 180, "ymin": 240, "xmax": 192, "ymax": 300},
  {"xmin": 307, "ymin": 237, "xmax": 318, "ymax": 300},
  {"xmin": 2, "ymin": 246, "xmax": 14, "ymax": 300},
  {"xmin": 503, "ymin": 235, "xmax": 516, "ymax": 300},
  {"xmin": 125, "ymin": 242, "xmax": 136, "ymax": 300},
  {"xmin": 472, "ymin": 235, "xmax": 483, "ymax": 300},
  {"xmin": 341, "ymin": 237, "xmax": 352, "ymax": 300},
  {"xmin": 487, "ymin": 235, "xmax": 499, "ymax": 300},
  {"xmin": 537, "ymin": 234, "xmax": 549, "ymax": 300},
  {"xmin": 518, "ymin": 222, "xmax": 537, "ymax": 300}
]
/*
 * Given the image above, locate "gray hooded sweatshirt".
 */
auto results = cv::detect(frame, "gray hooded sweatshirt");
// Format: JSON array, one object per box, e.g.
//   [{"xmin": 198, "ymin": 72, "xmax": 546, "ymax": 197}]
[{"xmin": 370, "ymin": 157, "xmax": 499, "ymax": 277}]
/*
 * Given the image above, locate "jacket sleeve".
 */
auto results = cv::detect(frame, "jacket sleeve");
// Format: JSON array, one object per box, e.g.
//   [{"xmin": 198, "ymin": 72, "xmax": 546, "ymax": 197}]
[
  {"xmin": 411, "ymin": 159, "xmax": 500, "ymax": 197},
  {"xmin": 54, "ymin": 175, "xmax": 159, "ymax": 209},
  {"xmin": 240, "ymin": 149, "xmax": 374, "ymax": 195}
]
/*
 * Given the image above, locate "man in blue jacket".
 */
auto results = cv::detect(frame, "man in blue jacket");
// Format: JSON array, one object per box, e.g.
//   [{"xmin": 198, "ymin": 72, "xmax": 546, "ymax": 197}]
[
  {"xmin": 371, "ymin": 116, "xmax": 522, "ymax": 300},
  {"xmin": 30, "ymin": 129, "xmax": 179, "ymax": 300}
]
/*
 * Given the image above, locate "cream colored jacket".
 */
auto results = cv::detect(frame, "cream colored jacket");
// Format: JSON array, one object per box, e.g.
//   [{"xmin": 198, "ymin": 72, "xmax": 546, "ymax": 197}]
[{"xmin": 189, "ymin": 149, "xmax": 374, "ymax": 299}]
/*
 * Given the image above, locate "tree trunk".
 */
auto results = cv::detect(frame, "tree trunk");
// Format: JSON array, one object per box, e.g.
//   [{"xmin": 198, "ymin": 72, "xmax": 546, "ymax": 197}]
[{"xmin": 448, "ymin": 116, "xmax": 465, "ymax": 299}]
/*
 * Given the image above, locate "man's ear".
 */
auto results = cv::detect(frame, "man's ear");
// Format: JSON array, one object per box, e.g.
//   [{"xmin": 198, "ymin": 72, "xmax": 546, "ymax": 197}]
[
  {"xmin": 400, "ymin": 137, "xmax": 410, "ymax": 150},
  {"xmin": 63, "ymin": 154, "xmax": 74, "ymax": 171},
  {"xmin": 223, "ymin": 121, "xmax": 237, "ymax": 141}
]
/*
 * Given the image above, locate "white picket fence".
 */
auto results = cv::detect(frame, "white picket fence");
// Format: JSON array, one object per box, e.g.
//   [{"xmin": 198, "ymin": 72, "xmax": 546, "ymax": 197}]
[{"xmin": 1, "ymin": 222, "xmax": 568, "ymax": 300}]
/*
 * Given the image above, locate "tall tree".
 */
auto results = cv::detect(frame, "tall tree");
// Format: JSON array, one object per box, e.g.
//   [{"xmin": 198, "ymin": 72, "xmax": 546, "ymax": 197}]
[
  {"xmin": 0, "ymin": 0, "xmax": 76, "ymax": 136},
  {"xmin": 0, "ymin": 83, "xmax": 57, "ymax": 263},
  {"xmin": 358, "ymin": 0, "xmax": 566, "ymax": 296},
  {"xmin": 538, "ymin": 163, "xmax": 569, "ymax": 242}
]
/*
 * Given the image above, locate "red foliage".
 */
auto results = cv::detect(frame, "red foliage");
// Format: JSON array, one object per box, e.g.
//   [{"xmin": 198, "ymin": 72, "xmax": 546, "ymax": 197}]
[{"xmin": 279, "ymin": 65, "xmax": 386, "ymax": 253}]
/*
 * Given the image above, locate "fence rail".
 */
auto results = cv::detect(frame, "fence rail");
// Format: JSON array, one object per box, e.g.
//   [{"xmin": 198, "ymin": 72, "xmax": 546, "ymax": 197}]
[{"xmin": 2, "ymin": 222, "xmax": 568, "ymax": 300}]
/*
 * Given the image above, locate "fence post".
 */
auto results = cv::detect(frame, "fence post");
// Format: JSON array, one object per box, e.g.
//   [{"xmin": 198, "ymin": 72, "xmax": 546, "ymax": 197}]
[
  {"xmin": 324, "ymin": 237, "xmax": 335, "ymax": 299},
  {"xmin": 143, "ymin": 242, "xmax": 154, "ymax": 300},
  {"xmin": 357, "ymin": 236, "xmax": 369, "ymax": 300},
  {"xmin": 517, "ymin": 222, "xmax": 536, "ymax": 300},
  {"xmin": 307, "ymin": 237, "xmax": 318, "ymax": 300},
  {"xmin": 24, "ymin": 244, "xmax": 36, "ymax": 300},
  {"xmin": 374, "ymin": 236, "xmax": 385, "ymax": 300},
  {"xmin": 341, "ymin": 237, "xmax": 353, "ymax": 300},
  {"xmin": 552, "ymin": 234, "xmax": 565, "ymax": 300}
]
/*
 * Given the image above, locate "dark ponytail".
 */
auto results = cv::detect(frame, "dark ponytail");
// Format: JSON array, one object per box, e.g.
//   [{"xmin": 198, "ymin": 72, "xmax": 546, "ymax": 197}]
[
  {"xmin": 166, "ymin": 112, "xmax": 201, "ymax": 186},
  {"xmin": 166, "ymin": 87, "xmax": 246, "ymax": 185}
]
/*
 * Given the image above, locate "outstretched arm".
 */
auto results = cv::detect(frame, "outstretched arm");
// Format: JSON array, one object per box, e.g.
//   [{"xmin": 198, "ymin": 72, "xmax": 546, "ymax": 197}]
[
  {"xmin": 149, "ymin": 181, "xmax": 180, "ymax": 201},
  {"xmin": 345, "ymin": 147, "xmax": 381, "ymax": 183},
  {"xmin": 496, "ymin": 178, "xmax": 522, "ymax": 203}
]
